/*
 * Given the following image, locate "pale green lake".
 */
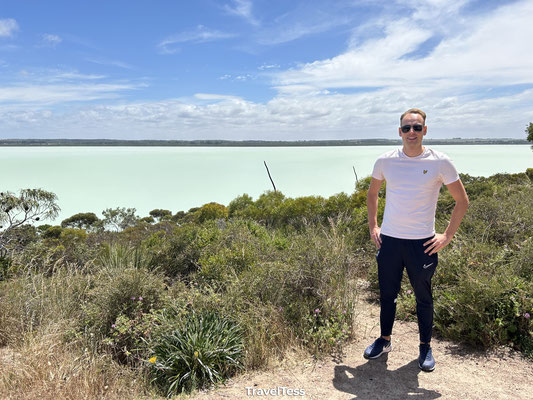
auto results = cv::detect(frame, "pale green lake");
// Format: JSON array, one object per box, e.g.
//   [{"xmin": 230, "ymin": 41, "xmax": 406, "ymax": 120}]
[{"xmin": 1, "ymin": 145, "xmax": 531, "ymax": 224}]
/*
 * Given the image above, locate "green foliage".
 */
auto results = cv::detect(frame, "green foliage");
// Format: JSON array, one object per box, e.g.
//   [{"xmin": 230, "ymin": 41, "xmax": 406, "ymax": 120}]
[
  {"xmin": 0, "ymin": 189, "xmax": 60, "ymax": 246},
  {"xmin": 171, "ymin": 211, "xmax": 186, "ymax": 223},
  {"xmin": 304, "ymin": 309, "xmax": 351, "ymax": 357},
  {"xmin": 190, "ymin": 219, "xmax": 359, "ymax": 362},
  {"xmin": 82, "ymin": 248, "xmax": 166, "ymax": 340},
  {"xmin": 0, "ymin": 225, "xmax": 39, "ymax": 252},
  {"xmin": 525, "ymin": 122, "xmax": 533, "ymax": 143},
  {"xmin": 277, "ymin": 195, "xmax": 327, "ymax": 228},
  {"xmin": 228, "ymin": 194, "xmax": 254, "ymax": 217},
  {"xmin": 149, "ymin": 310, "xmax": 244, "ymax": 395},
  {"xmin": 185, "ymin": 202, "xmax": 228, "ymax": 224},
  {"xmin": 42, "ymin": 225, "xmax": 63, "ymax": 239},
  {"xmin": 61, "ymin": 212, "xmax": 100, "ymax": 230},
  {"xmin": 0, "ymin": 267, "xmax": 92, "ymax": 346},
  {"xmin": 149, "ymin": 209, "xmax": 172, "ymax": 222},
  {"xmin": 150, "ymin": 223, "xmax": 220, "ymax": 277},
  {"xmin": 0, "ymin": 256, "xmax": 12, "ymax": 281},
  {"xmin": 460, "ymin": 185, "xmax": 532, "ymax": 244},
  {"xmin": 526, "ymin": 168, "xmax": 533, "ymax": 182},
  {"xmin": 97, "ymin": 243, "xmax": 152, "ymax": 271},
  {"xmin": 101, "ymin": 207, "xmax": 139, "ymax": 231},
  {"xmin": 60, "ymin": 227, "xmax": 87, "ymax": 243}
]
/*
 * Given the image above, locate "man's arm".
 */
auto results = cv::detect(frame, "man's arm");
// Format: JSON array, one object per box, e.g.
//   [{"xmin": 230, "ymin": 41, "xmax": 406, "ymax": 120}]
[
  {"xmin": 367, "ymin": 177, "xmax": 384, "ymax": 249},
  {"xmin": 424, "ymin": 179, "xmax": 469, "ymax": 255}
]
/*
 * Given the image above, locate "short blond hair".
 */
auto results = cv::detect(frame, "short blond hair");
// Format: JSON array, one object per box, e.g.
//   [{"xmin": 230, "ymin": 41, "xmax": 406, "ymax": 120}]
[{"xmin": 400, "ymin": 108, "xmax": 426, "ymax": 125}]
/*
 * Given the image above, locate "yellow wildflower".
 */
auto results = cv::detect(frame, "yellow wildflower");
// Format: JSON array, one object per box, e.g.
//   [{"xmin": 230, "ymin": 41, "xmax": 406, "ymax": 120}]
[{"xmin": 149, "ymin": 356, "xmax": 157, "ymax": 364}]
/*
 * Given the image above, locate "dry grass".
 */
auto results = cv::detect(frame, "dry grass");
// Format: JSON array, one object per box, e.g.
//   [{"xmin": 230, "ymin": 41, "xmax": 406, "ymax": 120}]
[{"xmin": 0, "ymin": 323, "xmax": 162, "ymax": 400}]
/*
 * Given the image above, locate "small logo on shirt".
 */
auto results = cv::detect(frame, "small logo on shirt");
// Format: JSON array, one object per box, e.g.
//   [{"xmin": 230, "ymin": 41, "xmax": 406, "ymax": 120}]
[
  {"xmin": 423, "ymin": 263, "xmax": 433, "ymax": 269},
  {"xmin": 423, "ymin": 170, "xmax": 428, "ymax": 174}
]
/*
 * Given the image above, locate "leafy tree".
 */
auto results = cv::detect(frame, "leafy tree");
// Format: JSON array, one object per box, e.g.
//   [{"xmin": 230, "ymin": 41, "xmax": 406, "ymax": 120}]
[
  {"xmin": 42, "ymin": 225, "xmax": 63, "ymax": 239},
  {"xmin": 228, "ymin": 194, "xmax": 254, "ymax": 217},
  {"xmin": 0, "ymin": 189, "xmax": 60, "ymax": 250},
  {"xmin": 101, "ymin": 207, "xmax": 139, "ymax": 231},
  {"xmin": 149, "ymin": 209, "xmax": 172, "ymax": 222},
  {"xmin": 61, "ymin": 212, "xmax": 100, "ymax": 230},
  {"xmin": 185, "ymin": 203, "xmax": 228, "ymax": 223},
  {"xmin": 526, "ymin": 122, "xmax": 533, "ymax": 143},
  {"xmin": 171, "ymin": 211, "xmax": 186, "ymax": 223}
]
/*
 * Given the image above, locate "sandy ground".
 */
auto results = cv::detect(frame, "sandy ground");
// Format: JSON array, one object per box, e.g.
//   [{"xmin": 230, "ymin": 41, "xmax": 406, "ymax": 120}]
[{"xmin": 191, "ymin": 296, "xmax": 533, "ymax": 400}]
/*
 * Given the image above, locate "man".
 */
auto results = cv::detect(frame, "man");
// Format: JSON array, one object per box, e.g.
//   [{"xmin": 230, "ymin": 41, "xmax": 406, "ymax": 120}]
[{"xmin": 364, "ymin": 108, "xmax": 469, "ymax": 372}]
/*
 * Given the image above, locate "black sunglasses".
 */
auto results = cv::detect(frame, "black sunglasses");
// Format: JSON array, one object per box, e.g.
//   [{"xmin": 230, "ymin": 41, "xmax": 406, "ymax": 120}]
[{"xmin": 401, "ymin": 124, "xmax": 424, "ymax": 133}]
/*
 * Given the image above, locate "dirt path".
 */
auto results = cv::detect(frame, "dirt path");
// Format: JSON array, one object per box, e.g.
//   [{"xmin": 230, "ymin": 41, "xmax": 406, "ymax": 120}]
[{"xmin": 191, "ymin": 295, "xmax": 532, "ymax": 400}]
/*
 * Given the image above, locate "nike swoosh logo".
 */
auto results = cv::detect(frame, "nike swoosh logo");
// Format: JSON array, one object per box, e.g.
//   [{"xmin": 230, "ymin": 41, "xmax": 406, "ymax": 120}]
[{"xmin": 423, "ymin": 263, "xmax": 433, "ymax": 269}]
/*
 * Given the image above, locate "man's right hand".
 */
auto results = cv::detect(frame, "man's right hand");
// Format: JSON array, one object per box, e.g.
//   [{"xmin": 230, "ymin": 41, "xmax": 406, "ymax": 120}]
[{"xmin": 370, "ymin": 226, "xmax": 382, "ymax": 249}]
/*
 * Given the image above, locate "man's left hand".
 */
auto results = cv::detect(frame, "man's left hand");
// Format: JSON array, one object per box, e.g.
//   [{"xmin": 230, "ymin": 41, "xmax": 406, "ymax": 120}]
[{"xmin": 423, "ymin": 233, "xmax": 453, "ymax": 255}]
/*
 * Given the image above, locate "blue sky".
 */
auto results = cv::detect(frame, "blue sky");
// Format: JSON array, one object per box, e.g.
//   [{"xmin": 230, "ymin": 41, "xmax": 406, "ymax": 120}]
[{"xmin": 1, "ymin": 0, "xmax": 532, "ymax": 140}]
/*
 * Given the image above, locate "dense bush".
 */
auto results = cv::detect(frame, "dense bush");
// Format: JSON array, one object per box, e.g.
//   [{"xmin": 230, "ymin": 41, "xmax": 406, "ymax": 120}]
[{"xmin": 80, "ymin": 246, "xmax": 167, "ymax": 347}]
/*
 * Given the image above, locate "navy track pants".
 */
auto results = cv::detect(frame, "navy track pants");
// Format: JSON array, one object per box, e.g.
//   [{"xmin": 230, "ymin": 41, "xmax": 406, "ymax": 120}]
[{"xmin": 376, "ymin": 234, "xmax": 438, "ymax": 343}]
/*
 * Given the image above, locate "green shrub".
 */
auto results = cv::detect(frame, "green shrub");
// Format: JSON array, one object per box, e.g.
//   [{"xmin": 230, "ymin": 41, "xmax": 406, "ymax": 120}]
[
  {"xmin": 228, "ymin": 194, "xmax": 254, "ymax": 217},
  {"xmin": 81, "ymin": 265, "xmax": 166, "ymax": 342},
  {"xmin": 526, "ymin": 168, "xmax": 533, "ymax": 182},
  {"xmin": 460, "ymin": 185, "xmax": 532, "ymax": 244},
  {"xmin": 42, "ymin": 225, "xmax": 63, "ymax": 239},
  {"xmin": 185, "ymin": 202, "xmax": 229, "ymax": 223},
  {"xmin": 150, "ymin": 222, "xmax": 220, "ymax": 278},
  {"xmin": 0, "ymin": 256, "xmax": 12, "ymax": 281},
  {"xmin": 148, "ymin": 310, "xmax": 244, "ymax": 395},
  {"xmin": 434, "ymin": 274, "xmax": 532, "ymax": 349}
]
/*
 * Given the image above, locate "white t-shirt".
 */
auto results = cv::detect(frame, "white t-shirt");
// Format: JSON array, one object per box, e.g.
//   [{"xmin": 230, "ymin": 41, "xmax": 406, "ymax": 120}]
[{"xmin": 371, "ymin": 147, "xmax": 459, "ymax": 239}]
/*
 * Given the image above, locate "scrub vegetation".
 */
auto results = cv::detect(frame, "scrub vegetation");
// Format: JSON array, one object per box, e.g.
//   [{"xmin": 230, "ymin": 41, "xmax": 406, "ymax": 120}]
[{"xmin": 0, "ymin": 169, "xmax": 531, "ymax": 399}]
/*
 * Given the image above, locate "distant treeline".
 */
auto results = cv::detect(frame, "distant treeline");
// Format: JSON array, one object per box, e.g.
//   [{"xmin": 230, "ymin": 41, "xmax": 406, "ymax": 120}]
[{"xmin": 0, "ymin": 138, "xmax": 528, "ymax": 147}]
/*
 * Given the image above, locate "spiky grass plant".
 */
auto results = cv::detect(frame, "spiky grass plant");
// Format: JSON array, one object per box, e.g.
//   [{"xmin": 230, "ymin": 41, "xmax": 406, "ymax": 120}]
[{"xmin": 149, "ymin": 310, "xmax": 244, "ymax": 396}]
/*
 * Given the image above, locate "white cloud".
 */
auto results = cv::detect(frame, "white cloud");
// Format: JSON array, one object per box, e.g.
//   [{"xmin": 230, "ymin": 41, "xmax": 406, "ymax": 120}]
[
  {"xmin": 255, "ymin": 13, "xmax": 350, "ymax": 45},
  {"xmin": 217, "ymin": 73, "xmax": 254, "ymax": 82},
  {"xmin": 41, "ymin": 33, "xmax": 62, "ymax": 46},
  {"xmin": 0, "ymin": 83, "xmax": 139, "ymax": 105},
  {"xmin": 0, "ymin": 18, "xmax": 18, "ymax": 38},
  {"xmin": 86, "ymin": 57, "xmax": 134, "ymax": 70},
  {"xmin": 157, "ymin": 25, "xmax": 236, "ymax": 54},
  {"xmin": 224, "ymin": 0, "xmax": 260, "ymax": 26},
  {"xmin": 0, "ymin": 69, "xmax": 140, "ymax": 105},
  {"xmin": 258, "ymin": 64, "xmax": 280, "ymax": 70},
  {"xmin": 4, "ymin": 82, "xmax": 532, "ymax": 141},
  {"xmin": 275, "ymin": 0, "xmax": 533, "ymax": 96},
  {"xmin": 194, "ymin": 93, "xmax": 243, "ymax": 101}
]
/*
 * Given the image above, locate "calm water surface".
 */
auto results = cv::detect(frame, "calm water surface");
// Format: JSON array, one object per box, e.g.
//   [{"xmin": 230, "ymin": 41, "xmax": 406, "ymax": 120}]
[{"xmin": 1, "ymin": 145, "xmax": 531, "ymax": 223}]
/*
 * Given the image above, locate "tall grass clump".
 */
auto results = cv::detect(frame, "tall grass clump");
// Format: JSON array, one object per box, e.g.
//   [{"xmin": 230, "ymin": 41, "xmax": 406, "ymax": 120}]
[
  {"xmin": 149, "ymin": 310, "xmax": 244, "ymax": 396},
  {"xmin": 0, "ymin": 265, "xmax": 92, "ymax": 346}
]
